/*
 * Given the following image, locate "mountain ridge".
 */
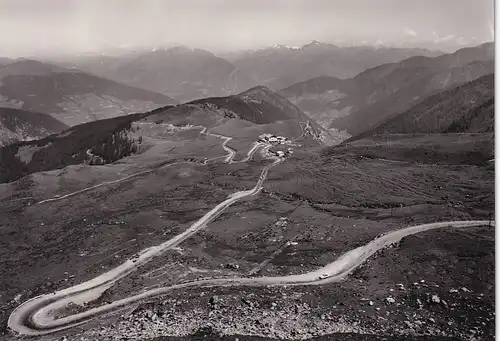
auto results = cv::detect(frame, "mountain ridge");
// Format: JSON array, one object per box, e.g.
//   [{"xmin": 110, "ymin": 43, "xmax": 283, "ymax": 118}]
[
  {"xmin": 82, "ymin": 47, "xmax": 259, "ymax": 102},
  {"xmin": 345, "ymin": 73, "xmax": 494, "ymax": 142},
  {"xmin": 55, "ymin": 43, "xmax": 448, "ymax": 103},
  {"xmin": 0, "ymin": 61, "xmax": 178, "ymax": 126},
  {"xmin": 280, "ymin": 43, "xmax": 494, "ymax": 136},
  {"xmin": 0, "ymin": 86, "xmax": 329, "ymax": 184}
]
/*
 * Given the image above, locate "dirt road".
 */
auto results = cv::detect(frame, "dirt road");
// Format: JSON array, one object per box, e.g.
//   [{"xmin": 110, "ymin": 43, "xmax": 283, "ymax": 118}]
[{"xmin": 7, "ymin": 123, "xmax": 493, "ymax": 336}]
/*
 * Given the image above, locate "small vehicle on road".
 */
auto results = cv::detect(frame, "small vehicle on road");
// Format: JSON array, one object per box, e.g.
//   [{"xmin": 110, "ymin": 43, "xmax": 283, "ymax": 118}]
[{"xmin": 318, "ymin": 273, "xmax": 329, "ymax": 280}]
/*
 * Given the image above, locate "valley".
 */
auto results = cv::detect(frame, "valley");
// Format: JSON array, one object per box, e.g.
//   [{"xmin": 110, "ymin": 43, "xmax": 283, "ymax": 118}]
[{"xmin": 280, "ymin": 43, "xmax": 494, "ymax": 135}]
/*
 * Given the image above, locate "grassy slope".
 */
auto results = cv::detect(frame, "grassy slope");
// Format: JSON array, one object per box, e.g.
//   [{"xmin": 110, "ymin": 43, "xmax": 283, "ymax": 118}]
[
  {"xmin": 330, "ymin": 134, "xmax": 493, "ymax": 166},
  {"xmin": 0, "ymin": 134, "xmax": 493, "ymax": 339}
]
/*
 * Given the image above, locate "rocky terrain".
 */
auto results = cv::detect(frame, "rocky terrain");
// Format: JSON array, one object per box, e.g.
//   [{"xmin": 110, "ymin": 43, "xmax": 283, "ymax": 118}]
[{"xmin": 82, "ymin": 258, "xmax": 495, "ymax": 341}]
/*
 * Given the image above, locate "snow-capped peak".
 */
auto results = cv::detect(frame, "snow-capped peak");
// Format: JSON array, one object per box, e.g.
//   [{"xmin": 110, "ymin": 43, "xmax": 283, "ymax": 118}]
[{"xmin": 268, "ymin": 44, "xmax": 299, "ymax": 50}]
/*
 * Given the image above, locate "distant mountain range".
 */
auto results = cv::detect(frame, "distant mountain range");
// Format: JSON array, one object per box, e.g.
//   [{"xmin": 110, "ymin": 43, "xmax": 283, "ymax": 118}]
[
  {"xmin": 0, "ymin": 59, "xmax": 66, "ymax": 76},
  {"xmin": 0, "ymin": 57, "xmax": 14, "ymax": 66},
  {"xmin": 0, "ymin": 107, "xmax": 68, "ymax": 146},
  {"xmin": 0, "ymin": 59, "xmax": 178, "ymax": 127},
  {"xmin": 280, "ymin": 42, "xmax": 494, "ymax": 136},
  {"xmin": 0, "ymin": 41, "xmax": 493, "ymax": 151},
  {"xmin": 60, "ymin": 47, "xmax": 259, "ymax": 103},
  {"xmin": 57, "ymin": 42, "xmax": 445, "ymax": 103},
  {"xmin": 229, "ymin": 41, "xmax": 444, "ymax": 90}
]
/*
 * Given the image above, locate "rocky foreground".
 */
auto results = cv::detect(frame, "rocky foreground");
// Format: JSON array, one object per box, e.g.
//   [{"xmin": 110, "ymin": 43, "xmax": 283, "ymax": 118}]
[{"xmin": 69, "ymin": 279, "xmax": 494, "ymax": 341}]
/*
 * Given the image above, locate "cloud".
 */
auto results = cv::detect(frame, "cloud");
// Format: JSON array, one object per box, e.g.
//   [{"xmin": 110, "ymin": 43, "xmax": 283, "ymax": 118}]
[
  {"xmin": 404, "ymin": 27, "xmax": 418, "ymax": 37},
  {"xmin": 439, "ymin": 34, "xmax": 456, "ymax": 42},
  {"xmin": 430, "ymin": 32, "xmax": 470, "ymax": 47},
  {"xmin": 432, "ymin": 33, "xmax": 457, "ymax": 43}
]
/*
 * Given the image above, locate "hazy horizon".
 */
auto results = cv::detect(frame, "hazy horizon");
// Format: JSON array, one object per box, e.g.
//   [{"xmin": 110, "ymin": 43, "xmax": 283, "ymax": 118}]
[{"xmin": 0, "ymin": 0, "xmax": 494, "ymax": 58}]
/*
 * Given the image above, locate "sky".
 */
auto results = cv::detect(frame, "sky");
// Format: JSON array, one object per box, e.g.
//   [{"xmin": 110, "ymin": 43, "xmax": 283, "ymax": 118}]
[{"xmin": 0, "ymin": 0, "xmax": 494, "ymax": 57}]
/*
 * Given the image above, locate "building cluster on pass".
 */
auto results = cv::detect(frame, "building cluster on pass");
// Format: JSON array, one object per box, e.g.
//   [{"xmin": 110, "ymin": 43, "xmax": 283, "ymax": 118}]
[
  {"xmin": 259, "ymin": 133, "xmax": 294, "ymax": 159},
  {"xmin": 274, "ymin": 148, "xmax": 294, "ymax": 158},
  {"xmin": 258, "ymin": 133, "xmax": 291, "ymax": 145}
]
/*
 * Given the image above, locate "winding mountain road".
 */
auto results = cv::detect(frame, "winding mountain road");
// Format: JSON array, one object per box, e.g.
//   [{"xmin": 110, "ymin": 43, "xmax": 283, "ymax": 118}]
[
  {"xmin": 37, "ymin": 126, "xmax": 255, "ymax": 205},
  {"xmin": 9, "ymin": 217, "xmax": 493, "ymax": 336},
  {"xmin": 7, "ymin": 123, "xmax": 494, "ymax": 336},
  {"xmin": 8, "ymin": 146, "xmax": 283, "ymax": 335}
]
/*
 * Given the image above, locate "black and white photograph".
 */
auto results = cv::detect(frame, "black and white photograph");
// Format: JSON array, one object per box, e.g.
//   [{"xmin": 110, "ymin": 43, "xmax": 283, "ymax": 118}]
[{"xmin": 0, "ymin": 1, "xmax": 496, "ymax": 340}]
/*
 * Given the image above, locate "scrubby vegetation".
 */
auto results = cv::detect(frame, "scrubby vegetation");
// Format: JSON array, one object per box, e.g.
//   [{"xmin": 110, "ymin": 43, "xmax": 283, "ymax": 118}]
[{"xmin": 329, "ymin": 134, "xmax": 493, "ymax": 166}]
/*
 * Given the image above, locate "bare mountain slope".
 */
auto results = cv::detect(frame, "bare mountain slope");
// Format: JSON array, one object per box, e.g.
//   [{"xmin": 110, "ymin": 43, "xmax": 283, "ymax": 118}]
[
  {"xmin": 92, "ymin": 47, "xmax": 259, "ymax": 102},
  {"xmin": 0, "ymin": 64, "xmax": 178, "ymax": 126},
  {"xmin": 0, "ymin": 107, "xmax": 68, "ymax": 146}
]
